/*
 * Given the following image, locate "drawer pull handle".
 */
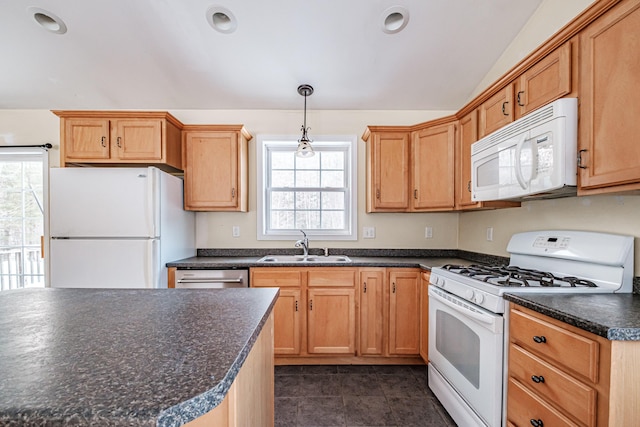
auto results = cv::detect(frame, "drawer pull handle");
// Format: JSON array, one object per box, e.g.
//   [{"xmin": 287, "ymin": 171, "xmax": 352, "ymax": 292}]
[
  {"xmin": 531, "ymin": 375, "xmax": 545, "ymax": 383},
  {"xmin": 530, "ymin": 419, "xmax": 544, "ymax": 427},
  {"xmin": 533, "ymin": 335, "xmax": 546, "ymax": 344}
]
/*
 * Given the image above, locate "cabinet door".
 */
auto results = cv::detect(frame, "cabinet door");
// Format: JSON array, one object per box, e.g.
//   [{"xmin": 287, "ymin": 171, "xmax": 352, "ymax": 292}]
[
  {"xmin": 419, "ymin": 272, "xmax": 430, "ymax": 363},
  {"xmin": 113, "ymin": 119, "xmax": 162, "ymax": 161},
  {"xmin": 411, "ymin": 122, "xmax": 455, "ymax": 211},
  {"xmin": 367, "ymin": 132, "xmax": 410, "ymax": 211},
  {"xmin": 183, "ymin": 131, "xmax": 241, "ymax": 211},
  {"xmin": 478, "ymin": 83, "xmax": 514, "ymax": 138},
  {"xmin": 359, "ymin": 269, "xmax": 385, "ymax": 356},
  {"xmin": 273, "ymin": 289, "xmax": 302, "ymax": 355},
  {"xmin": 578, "ymin": 0, "xmax": 640, "ymax": 193},
  {"xmin": 307, "ymin": 288, "xmax": 356, "ymax": 354},
  {"xmin": 515, "ymin": 42, "xmax": 572, "ymax": 118},
  {"xmin": 456, "ymin": 111, "xmax": 478, "ymax": 209},
  {"xmin": 63, "ymin": 119, "xmax": 110, "ymax": 161},
  {"xmin": 388, "ymin": 270, "xmax": 420, "ymax": 355}
]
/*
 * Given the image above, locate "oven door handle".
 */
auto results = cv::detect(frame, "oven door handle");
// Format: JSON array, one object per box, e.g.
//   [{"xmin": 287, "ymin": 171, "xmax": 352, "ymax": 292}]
[{"xmin": 429, "ymin": 287, "xmax": 497, "ymax": 326}]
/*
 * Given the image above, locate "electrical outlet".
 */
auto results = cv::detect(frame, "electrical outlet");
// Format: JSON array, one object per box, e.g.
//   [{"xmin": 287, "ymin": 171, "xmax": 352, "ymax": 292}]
[
  {"xmin": 363, "ymin": 226, "xmax": 376, "ymax": 239},
  {"xmin": 425, "ymin": 226, "xmax": 433, "ymax": 239},
  {"xmin": 232, "ymin": 226, "xmax": 240, "ymax": 237},
  {"xmin": 486, "ymin": 227, "xmax": 493, "ymax": 242}
]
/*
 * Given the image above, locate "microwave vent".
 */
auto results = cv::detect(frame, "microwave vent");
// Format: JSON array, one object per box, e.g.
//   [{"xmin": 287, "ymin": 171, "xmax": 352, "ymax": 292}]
[{"xmin": 473, "ymin": 102, "xmax": 556, "ymax": 154}]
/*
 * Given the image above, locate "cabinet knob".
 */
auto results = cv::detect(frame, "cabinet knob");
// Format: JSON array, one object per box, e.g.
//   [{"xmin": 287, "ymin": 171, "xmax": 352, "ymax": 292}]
[
  {"xmin": 531, "ymin": 375, "xmax": 545, "ymax": 383},
  {"xmin": 414, "ymin": 189, "xmax": 418, "ymax": 199},
  {"xmin": 392, "ymin": 282, "xmax": 396, "ymax": 293},
  {"xmin": 502, "ymin": 101, "xmax": 510, "ymax": 116},
  {"xmin": 577, "ymin": 149, "xmax": 588, "ymax": 169},
  {"xmin": 231, "ymin": 188, "xmax": 236, "ymax": 198},
  {"xmin": 100, "ymin": 136, "xmax": 107, "ymax": 147},
  {"xmin": 309, "ymin": 300, "xmax": 313, "ymax": 310},
  {"xmin": 116, "ymin": 136, "xmax": 122, "ymax": 148},
  {"xmin": 376, "ymin": 189, "xmax": 381, "ymax": 199},
  {"xmin": 533, "ymin": 335, "xmax": 547, "ymax": 344},
  {"xmin": 467, "ymin": 180, "xmax": 471, "ymax": 192},
  {"xmin": 363, "ymin": 282, "xmax": 367, "ymax": 293},
  {"xmin": 517, "ymin": 91, "xmax": 525, "ymax": 106},
  {"xmin": 530, "ymin": 419, "xmax": 544, "ymax": 427},
  {"xmin": 295, "ymin": 300, "xmax": 298, "ymax": 312}
]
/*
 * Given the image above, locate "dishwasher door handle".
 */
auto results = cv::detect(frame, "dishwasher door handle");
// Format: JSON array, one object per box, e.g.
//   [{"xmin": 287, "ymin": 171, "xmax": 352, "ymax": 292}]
[{"xmin": 176, "ymin": 278, "xmax": 244, "ymax": 284}]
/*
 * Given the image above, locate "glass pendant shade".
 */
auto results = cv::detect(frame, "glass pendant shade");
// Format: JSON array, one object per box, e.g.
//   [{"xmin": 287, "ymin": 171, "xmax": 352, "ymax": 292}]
[{"xmin": 296, "ymin": 84, "xmax": 315, "ymax": 158}]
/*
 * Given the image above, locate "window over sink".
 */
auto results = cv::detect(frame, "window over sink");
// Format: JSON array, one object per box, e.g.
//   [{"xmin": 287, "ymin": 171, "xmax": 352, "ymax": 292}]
[{"xmin": 257, "ymin": 135, "xmax": 357, "ymax": 240}]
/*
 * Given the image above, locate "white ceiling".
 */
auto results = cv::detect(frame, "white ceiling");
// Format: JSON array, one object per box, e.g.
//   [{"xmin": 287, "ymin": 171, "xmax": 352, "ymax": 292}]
[{"xmin": 0, "ymin": 1, "xmax": 544, "ymax": 111}]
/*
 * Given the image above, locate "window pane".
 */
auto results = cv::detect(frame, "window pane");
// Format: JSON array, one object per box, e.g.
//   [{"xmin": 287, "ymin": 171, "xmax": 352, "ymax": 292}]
[
  {"xmin": 321, "ymin": 151, "xmax": 344, "ymax": 169},
  {"xmin": 272, "ymin": 170, "xmax": 294, "ymax": 187},
  {"xmin": 271, "ymin": 151, "xmax": 294, "ymax": 169},
  {"xmin": 296, "ymin": 154, "xmax": 320, "ymax": 170},
  {"xmin": 0, "ymin": 218, "xmax": 21, "ymax": 246},
  {"xmin": 321, "ymin": 170, "xmax": 344, "ymax": 187},
  {"xmin": 296, "ymin": 170, "xmax": 320, "ymax": 187},
  {"xmin": 321, "ymin": 211, "xmax": 345, "ymax": 229},
  {"xmin": 271, "ymin": 211, "xmax": 294, "ymax": 229},
  {"xmin": 295, "ymin": 192, "xmax": 320, "ymax": 210},
  {"xmin": 24, "ymin": 219, "xmax": 43, "ymax": 245},
  {"xmin": 271, "ymin": 191, "xmax": 294, "ymax": 209},
  {"xmin": 321, "ymin": 192, "xmax": 345, "ymax": 210},
  {"xmin": 295, "ymin": 211, "xmax": 320, "ymax": 229}
]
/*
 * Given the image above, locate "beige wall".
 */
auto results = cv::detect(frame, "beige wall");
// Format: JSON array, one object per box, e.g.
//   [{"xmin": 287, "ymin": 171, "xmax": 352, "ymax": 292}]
[
  {"xmin": 171, "ymin": 109, "xmax": 459, "ymax": 249},
  {"xmin": 0, "ymin": 110, "xmax": 60, "ymax": 166}
]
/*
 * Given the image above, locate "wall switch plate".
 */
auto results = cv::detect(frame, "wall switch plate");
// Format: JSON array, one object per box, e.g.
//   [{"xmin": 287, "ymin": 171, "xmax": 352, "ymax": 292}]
[
  {"xmin": 486, "ymin": 227, "xmax": 493, "ymax": 241},
  {"xmin": 232, "ymin": 226, "xmax": 240, "ymax": 237},
  {"xmin": 363, "ymin": 226, "xmax": 376, "ymax": 239},
  {"xmin": 425, "ymin": 226, "xmax": 433, "ymax": 239}
]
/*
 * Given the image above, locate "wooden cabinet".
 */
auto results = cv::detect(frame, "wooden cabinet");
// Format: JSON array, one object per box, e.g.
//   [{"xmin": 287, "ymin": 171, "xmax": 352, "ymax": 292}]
[
  {"xmin": 478, "ymin": 83, "xmax": 514, "ymax": 138},
  {"xmin": 182, "ymin": 125, "xmax": 251, "ymax": 211},
  {"xmin": 251, "ymin": 267, "xmax": 357, "ymax": 358},
  {"xmin": 363, "ymin": 118, "xmax": 456, "ymax": 213},
  {"xmin": 507, "ymin": 305, "xmax": 610, "ymax": 427},
  {"xmin": 251, "ymin": 268, "xmax": 304, "ymax": 356},
  {"xmin": 411, "ymin": 122, "xmax": 456, "ymax": 211},
  {"xmin": 306, "ymin": 268, "xmax": 357, "ymax": 355},
  {"xmin": 514, "ymin": 41, "xmax": 572, "ymax": 119},
  {"xmin": 578, "ymin": 0, "xmax": 640, "ymax": 195},
  {"xmin": 358, "ymin": 269, "xmax": 385, "ymax": 356},
  {"xmin": 388, "ymin": 269, "xmax": 421, "ymax": 355},
  {"xmin": 419, "ymin": 271, "xmax": 430, "ymax": 363},
  {"xmin": 363, "ymin": 128, "xmax": 411, "ymax": 212},
  {"xmin": 54, "ymin": 111, "xmax": 183, "ymax": 172}
]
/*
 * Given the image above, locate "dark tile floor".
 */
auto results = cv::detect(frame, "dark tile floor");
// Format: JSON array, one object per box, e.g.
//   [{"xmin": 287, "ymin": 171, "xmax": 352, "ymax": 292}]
[{"xmin": 274, "ymin": 365, "xmax": 457, "ymax": 427}]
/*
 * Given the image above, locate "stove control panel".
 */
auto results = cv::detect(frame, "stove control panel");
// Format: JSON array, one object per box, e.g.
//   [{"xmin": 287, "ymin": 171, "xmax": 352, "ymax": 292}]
[{"xmin": 533, "ymin": 235, "xmax": 570, "ymax": 249}]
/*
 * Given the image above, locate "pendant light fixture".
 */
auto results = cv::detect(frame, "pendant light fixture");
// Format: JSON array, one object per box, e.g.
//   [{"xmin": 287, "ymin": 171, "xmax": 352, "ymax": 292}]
[{"xmin": 296, "ymin": 84, "xmax": 315, "ymax": 158}]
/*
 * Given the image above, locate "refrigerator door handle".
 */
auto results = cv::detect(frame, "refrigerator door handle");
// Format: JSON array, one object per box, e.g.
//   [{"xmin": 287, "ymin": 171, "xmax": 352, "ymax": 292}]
[
  {"xmin": 144, "ymin": 167, "xmax": 158, "ymax": 237},
  {"xmin": 145, "ymin": 239, "xmax": 160, "ymax": 288}
]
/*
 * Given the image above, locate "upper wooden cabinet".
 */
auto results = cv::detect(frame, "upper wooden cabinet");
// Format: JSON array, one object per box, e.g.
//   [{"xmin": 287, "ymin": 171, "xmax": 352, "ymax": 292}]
[
  {"xmin": 478, "ymin": 83, "xmax": 515, "ymax": 138},
  {"xmin": 53, "ymin": 111, "xmax": 183, "ymax": 173},
  {"xmin": 182, "ymin": 125, "xmax": 251, "ymax": 212},
  {"xmin": 363, "ymin": 118, "xmax": 456, "ymax": 212},
  {"xmin": 514, "ymin": 41, "xmax": 572, "ymax": 119},
  {"xmin": 363, "ymin": 128, "xmax": 411, "ymax": 212},
  {"xmin": 578, "ymin": 0, "xmax": 640, "ymax": 195},
  {"xmin": 411, "ymin": 121, "xmax": 456, "ymax": 211}
]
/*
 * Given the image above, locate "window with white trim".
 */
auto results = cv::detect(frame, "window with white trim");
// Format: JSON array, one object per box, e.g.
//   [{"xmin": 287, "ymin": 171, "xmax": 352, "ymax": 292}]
[{"xmin": 257, "ymin": 136, "xmax": 357, "ymax": 240}]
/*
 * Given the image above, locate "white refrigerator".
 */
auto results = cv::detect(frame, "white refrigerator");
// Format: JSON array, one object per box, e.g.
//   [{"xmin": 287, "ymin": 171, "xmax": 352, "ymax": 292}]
[{"xmin": 49, "ymin": 167, "xmax": 195, "ymax": 288}]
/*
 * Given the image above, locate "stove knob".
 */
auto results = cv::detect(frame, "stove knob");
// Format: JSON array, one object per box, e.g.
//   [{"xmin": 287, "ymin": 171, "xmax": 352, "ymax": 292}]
[
  {"xmin": 465, "ymin": 289, "xmax": 475, "ymax": 300},
  {"xmin": 475, "ymin": 293, "xmax": 485, "ymax": 304}
]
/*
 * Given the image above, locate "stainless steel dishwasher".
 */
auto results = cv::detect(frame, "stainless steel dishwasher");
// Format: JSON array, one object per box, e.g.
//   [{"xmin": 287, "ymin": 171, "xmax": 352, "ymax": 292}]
[{"xmin": 174, "ymin": 269, "xmax": 249, "ymax": 288}]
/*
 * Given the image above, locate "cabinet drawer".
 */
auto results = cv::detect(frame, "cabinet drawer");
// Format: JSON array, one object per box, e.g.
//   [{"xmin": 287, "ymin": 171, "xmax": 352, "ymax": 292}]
[
  {"xmin": 510, "ymin": 309, "xmax": 599, "ymax": 382},
  {"xmin": 509, "ymin": 344, "xmax": 596, "ymax": 426},
  {"xmin": 251, "ymin": 269, "xmax": 303, "ymax": 287},
  {"xmin": 507, "ymin": 377, "xmax": 579, "ymax": 427},
  {"xmin": 308, "ymin": 269, "xmax": 356, "ymax": 287}
]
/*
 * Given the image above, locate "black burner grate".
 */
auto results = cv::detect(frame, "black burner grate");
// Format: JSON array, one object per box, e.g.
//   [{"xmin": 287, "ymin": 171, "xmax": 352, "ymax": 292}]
[{"xmin": 441, "ymin": 264, "xmax": 597, "ymax": 288}]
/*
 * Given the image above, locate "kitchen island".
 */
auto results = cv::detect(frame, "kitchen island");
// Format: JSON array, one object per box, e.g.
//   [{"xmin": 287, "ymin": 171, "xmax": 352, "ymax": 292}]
[{"xmin": 0, "ymin": 287, "xmax": 278, "ymax": 426}]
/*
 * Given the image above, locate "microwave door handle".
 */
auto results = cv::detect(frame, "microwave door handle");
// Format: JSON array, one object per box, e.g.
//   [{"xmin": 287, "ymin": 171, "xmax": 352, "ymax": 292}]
[{"xmin": 515, "ymin": 134, "xmax": 536, "ymax": 190}]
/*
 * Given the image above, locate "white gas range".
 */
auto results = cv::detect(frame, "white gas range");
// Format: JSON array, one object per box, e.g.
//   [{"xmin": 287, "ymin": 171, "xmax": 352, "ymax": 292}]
[{"xmin": 427, "ymin": 230, "xmax": 635, "ymax": 427}]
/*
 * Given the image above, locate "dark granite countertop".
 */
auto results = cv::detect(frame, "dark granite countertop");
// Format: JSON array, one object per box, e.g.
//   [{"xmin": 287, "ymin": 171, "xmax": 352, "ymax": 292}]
[
  {"xmin": 0, "ymin": 287, "xmax": 278, "ymax": 426},
  {"xmin": 505, "ymin": 293, "xmax": 640, "ymax": 341},
  {"xmin": 166, "ymin": 249, "xmax": 510, "ymax": 271}
]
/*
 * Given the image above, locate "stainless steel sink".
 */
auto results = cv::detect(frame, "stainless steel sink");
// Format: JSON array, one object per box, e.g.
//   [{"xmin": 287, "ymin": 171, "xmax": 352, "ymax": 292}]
[{"xmin": 256, "ymin": 255, "xmax": 351, "ymax": 263}]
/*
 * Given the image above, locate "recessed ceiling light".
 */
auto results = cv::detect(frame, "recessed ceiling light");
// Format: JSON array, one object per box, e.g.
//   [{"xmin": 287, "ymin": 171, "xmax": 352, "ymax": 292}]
[
  {"xmin": 381, "ymin": 6, "xmax": 410, "ymax": 34},
  {"xmin": 206, "ymin": 6, "xmax": 237, "ymax": 34},
  {"xmin": 28, "ymin": 7, "xmax": 67, "ymax": 34}
]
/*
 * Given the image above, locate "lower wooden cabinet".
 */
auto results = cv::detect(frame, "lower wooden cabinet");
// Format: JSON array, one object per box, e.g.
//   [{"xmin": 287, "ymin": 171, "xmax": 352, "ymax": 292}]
[
  {"xmin": 251, "ymin": 266, "xmax": 425, "ymax": 362},
  {"xmin": 419, "ymin": 271, "xmax": 430, "ymax": 363}
]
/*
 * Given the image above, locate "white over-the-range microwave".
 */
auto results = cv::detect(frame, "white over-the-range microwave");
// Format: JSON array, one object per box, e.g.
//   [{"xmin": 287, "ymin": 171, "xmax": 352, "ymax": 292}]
[{"xmin": 471, "ymin": 97, "xmax": 578, "ymax": 201}]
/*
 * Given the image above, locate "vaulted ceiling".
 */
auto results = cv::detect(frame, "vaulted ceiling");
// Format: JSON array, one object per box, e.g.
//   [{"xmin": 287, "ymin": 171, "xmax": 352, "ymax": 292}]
[{"xmin": 1, "ymin": 1, "xmax": 544, "ymax": 110}]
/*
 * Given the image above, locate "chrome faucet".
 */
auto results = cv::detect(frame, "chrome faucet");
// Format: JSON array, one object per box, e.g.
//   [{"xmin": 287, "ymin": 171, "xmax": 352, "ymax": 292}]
[{"xmin": 295, "ymin": 230, "xmax": 309, "ymax": 256}]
